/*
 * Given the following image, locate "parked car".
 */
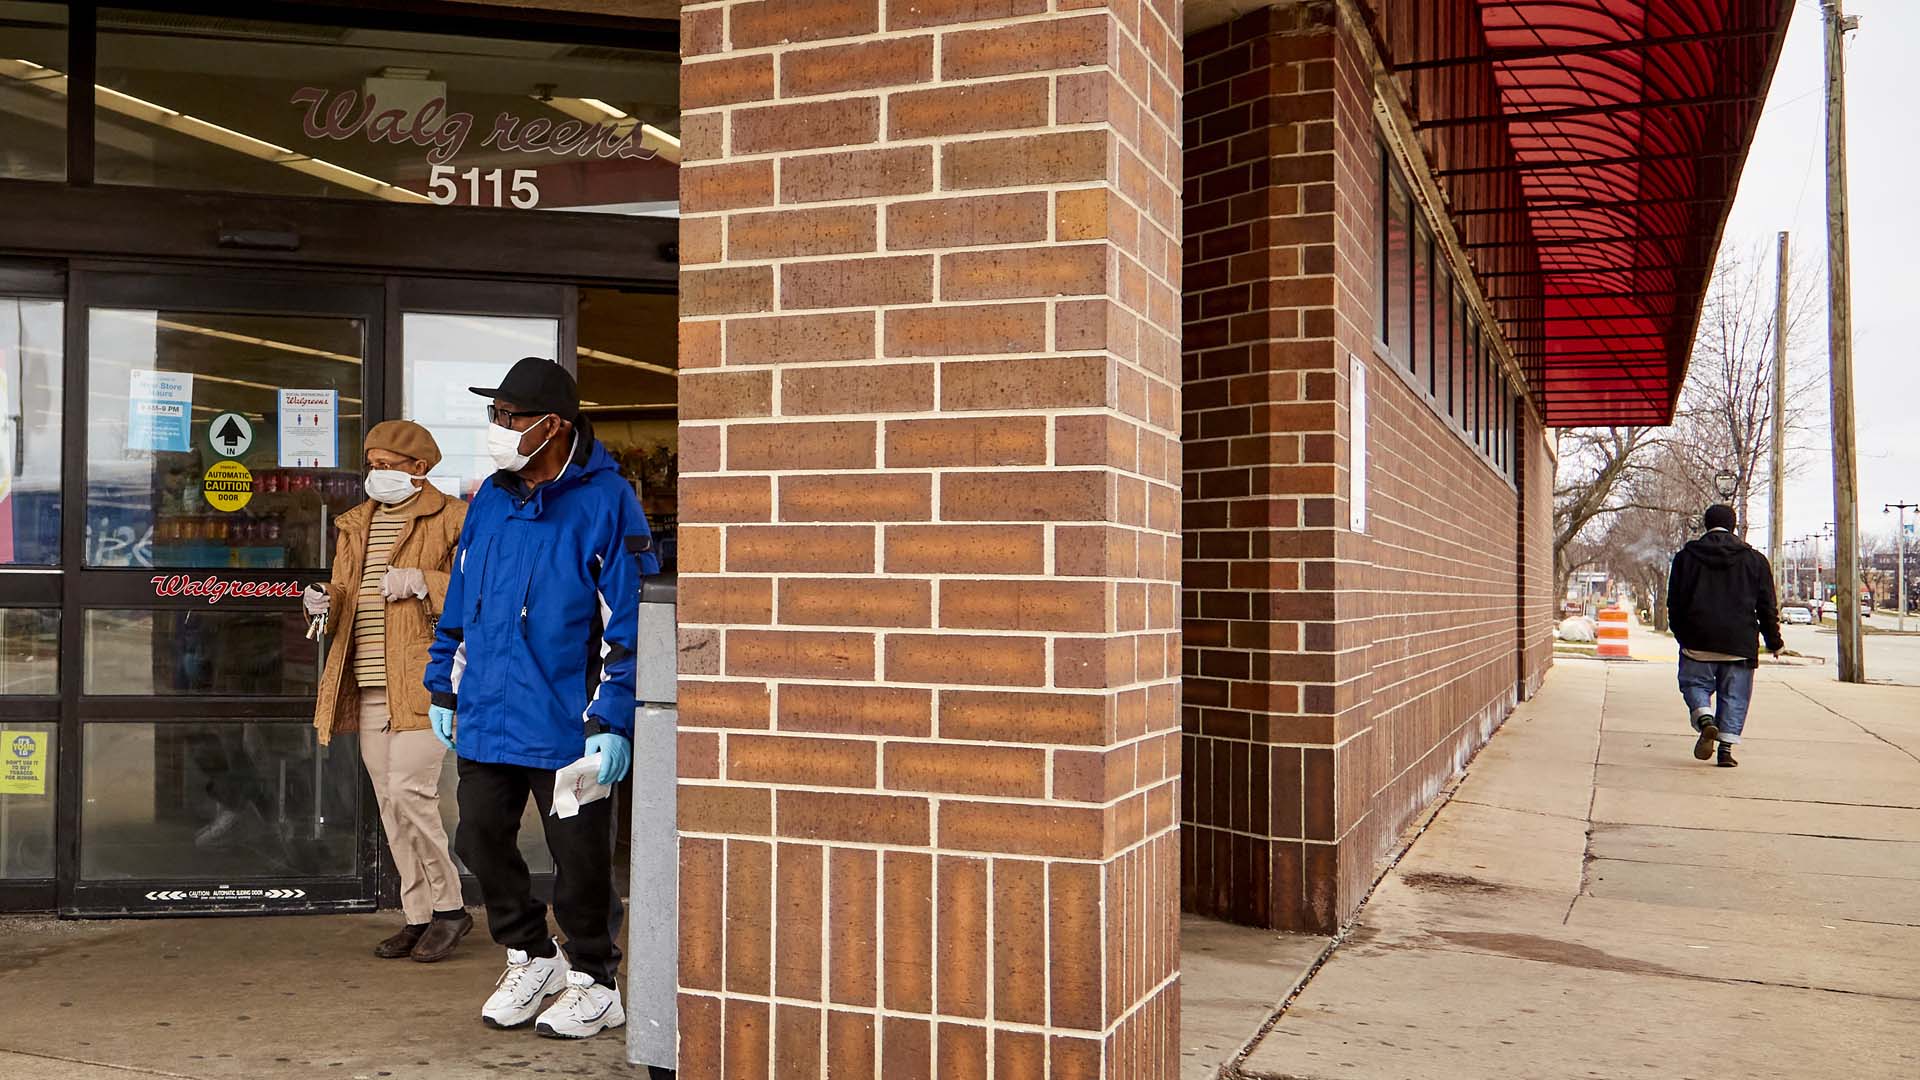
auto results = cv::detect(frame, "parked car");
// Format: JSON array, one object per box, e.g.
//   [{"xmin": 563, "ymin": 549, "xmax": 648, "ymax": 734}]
[{"xmin": 1782, "ymin": 605, "xmax": 1814, "ymax": 625}]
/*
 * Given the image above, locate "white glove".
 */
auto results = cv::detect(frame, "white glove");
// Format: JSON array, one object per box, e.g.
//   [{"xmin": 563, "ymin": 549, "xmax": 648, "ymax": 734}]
[
  {"xmin": 302, "ymin": 584, "xmax": 330, "ymax": 616},
  {"xmin": 381, "ymin": 567, "xmax": 429, "ymax": 601}
]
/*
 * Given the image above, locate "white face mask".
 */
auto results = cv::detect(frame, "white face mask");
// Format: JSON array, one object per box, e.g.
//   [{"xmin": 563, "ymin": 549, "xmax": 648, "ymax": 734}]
[
  {"xmin": 486, "ymin": 417, "xmax": 553, "ymax": 473},
  {"xmin": 363, "ymin": 468, "xmax": 420, "ymax": 505}
]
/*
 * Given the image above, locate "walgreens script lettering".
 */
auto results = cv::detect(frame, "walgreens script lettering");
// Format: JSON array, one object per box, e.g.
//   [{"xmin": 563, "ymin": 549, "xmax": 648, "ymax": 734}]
[
  {"xmin": 289, "ymin": 87, "xmax": 658, "ymax": 166},
  {"xmin": 151, "ymin": 575, "xmax": 304, "ymax": 604}
]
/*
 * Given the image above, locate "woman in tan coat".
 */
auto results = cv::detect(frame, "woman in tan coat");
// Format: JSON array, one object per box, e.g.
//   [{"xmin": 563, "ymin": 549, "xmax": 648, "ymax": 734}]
[{"xmin": 304, "ymin": 420, "xmax": 470, "ymax": 962}]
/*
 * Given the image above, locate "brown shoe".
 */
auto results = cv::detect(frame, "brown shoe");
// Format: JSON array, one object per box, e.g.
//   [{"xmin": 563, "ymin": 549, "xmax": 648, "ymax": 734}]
[
  {"xmin": 1693, "ymin": 719, "xmax": 1720, "ymax": 761},
  {"xmin": 411, "ymin": 911, "xmax": 474, "ymax": 963},
  {"xmin": 375, "ymin": 924, "xmax": 426, "ymax": 959}
]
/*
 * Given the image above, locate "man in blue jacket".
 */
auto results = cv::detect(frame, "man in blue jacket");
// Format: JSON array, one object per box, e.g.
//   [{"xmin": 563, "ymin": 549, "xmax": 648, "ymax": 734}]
[{"xmin": 424, "ymin": 356, "xmax": 657, "ymax": 1039}]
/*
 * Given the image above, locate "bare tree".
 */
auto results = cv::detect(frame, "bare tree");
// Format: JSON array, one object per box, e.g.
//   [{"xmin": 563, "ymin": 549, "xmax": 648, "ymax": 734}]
[
  {"xmin": 1676, "ymin": 244, "xmax": 1824, "ymax": 534},
  {"xmin": 1600, "ymin": 438, "xmax": 1714, "ymax": 631},
  {"xmin": 1575, "ymin": 245, "xmax": 1824, "ymax": 627},
  {"xmin": 1552, "ymin": 426, "xmax": 1658, "ymax": 600}
]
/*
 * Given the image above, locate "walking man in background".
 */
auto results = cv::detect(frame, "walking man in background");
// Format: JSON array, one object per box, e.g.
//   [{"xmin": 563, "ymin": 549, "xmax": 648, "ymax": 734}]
[
  {"xmin": 424, "ymin": 357, "xmax": 657, "ymax": 1039},
  {"xmin": 1667, "ymin": 504, "xmax": 1785, "ymax": 768}
]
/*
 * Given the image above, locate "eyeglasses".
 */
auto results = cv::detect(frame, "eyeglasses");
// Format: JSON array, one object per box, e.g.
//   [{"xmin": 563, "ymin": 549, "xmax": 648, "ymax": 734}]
[{"xmin": 487, "ymin": 405, "xmax": 548, "ymax": 426}]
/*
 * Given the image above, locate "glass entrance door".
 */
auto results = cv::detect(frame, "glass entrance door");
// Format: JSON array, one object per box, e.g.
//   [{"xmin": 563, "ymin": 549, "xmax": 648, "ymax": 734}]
[
  {"xmin": 63, "ymin": 269, "xmax": 382, "ymax": 914},
  {"xmin": 0, "ymin": 266, "xmax": 66, "ymax": 913}
]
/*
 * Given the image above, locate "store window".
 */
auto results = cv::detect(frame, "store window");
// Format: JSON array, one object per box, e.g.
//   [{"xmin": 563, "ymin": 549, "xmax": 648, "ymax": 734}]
[
  {"xmin": 1467, "ymin": 333, "xmax": 1479, "ymax": 442},
  {"xmin": 1443, "ymin": 288, "xmax": 1459, "ymax": 418},
  {"xmin": 1, "ymin": 293, "xmax": 62, "ymax": 565},
  {"xmin": 1372, "ymin": 141, "xmax": 1518, "ymax": 479},
  {"xmin": 0, "ymin": 2, "xmax": 65, "ymax": 183},
  {"xmin": 1432, "ymin": 265, "xmax": 1451, "ymax": 401},
  {"xmin": 577, "ymin": 287, "xmax": 678, "ymax": 573},
  {"xmin": 1383, "ymin": 174, "xmax": 1411, "ymax": 359},
  {"xmin": 92, "ymin": 9, "xmax": 677, "ymax": 215},
  {"xmin": 85, "ymin": 308, "xmax": 364, "ymax": 569},
  {"xmin": 1413, "ymin": 224, "xmax": 1432, "ymax": 383}
]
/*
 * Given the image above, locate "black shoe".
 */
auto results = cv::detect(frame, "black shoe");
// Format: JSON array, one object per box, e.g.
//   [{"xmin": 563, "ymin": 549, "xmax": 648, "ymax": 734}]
[
  {"xmin": 1716, "ymin": 744, "xmax": 1739, "ymax": 768},
  {"xmin": 1693, "ymin": 720, "xmax": 1720, "ymax": 761},
  {"xmin": 411, "ymin": 911, "xmax": 474, "ymax": 963},
  {"xmin": 376, "ymin": 923, "xmax": 427, "ymax": 959}
]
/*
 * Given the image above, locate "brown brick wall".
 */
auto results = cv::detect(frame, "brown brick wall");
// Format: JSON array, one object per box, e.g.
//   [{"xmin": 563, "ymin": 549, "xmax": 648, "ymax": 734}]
[
  {"xmin": 678, "ymin": 2, "xmax": 1183, "ymax": 1076},
  {"xmin": 1181, "ymin": 4, "xmax": 1553, "ymax": 934}
]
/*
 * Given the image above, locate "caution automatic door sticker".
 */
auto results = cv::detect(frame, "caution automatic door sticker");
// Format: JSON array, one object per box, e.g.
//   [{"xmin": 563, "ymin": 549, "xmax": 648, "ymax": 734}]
[{"xmin": 204, "ymin": 460, "xmax": 254, "ymax": 512}]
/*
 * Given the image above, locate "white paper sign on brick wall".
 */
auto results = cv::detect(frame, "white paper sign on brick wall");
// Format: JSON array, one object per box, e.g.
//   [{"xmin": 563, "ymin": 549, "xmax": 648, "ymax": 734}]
[{"xmin": 1350, "ymin": 354, "xmax": 1368, "ymax": 534}]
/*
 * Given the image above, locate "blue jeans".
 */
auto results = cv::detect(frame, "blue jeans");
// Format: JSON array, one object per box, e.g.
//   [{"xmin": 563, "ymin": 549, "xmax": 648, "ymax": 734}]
[{"xmin": 1677, "ymin": 656, "xmax": 1754, "ymax": 743}]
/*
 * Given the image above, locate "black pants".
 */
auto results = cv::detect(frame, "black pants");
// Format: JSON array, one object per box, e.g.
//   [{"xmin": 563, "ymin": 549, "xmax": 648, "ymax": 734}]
[{"xmin": 454, "ymin": 757, "xmax": 624, "ymax": 986}]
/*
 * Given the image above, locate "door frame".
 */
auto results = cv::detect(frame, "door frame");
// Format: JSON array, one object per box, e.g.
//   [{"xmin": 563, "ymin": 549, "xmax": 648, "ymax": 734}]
[{"xmin": 57, "ymin": 264, "xmax": 388, "ymax": 915}]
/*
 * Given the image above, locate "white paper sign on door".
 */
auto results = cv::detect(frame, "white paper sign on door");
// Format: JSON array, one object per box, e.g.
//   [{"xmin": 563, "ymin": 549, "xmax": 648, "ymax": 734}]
[
  {"xmin": 278, "ymin": 389, "xmax": 338, "ymax": 468},
  {"xmin": 1350, "ymin": 354, "xmax": 1368, "ymax": 534}
]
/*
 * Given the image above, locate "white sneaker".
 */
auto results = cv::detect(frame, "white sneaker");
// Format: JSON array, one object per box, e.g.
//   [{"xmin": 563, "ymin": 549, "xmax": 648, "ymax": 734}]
[
  {"xmin": 534, "ymin": 970, "xmax": 626, "ymax": 1039},
  {"xmin": 481, "ymin": 944, "xmax": 570, "ymax": 1029}
]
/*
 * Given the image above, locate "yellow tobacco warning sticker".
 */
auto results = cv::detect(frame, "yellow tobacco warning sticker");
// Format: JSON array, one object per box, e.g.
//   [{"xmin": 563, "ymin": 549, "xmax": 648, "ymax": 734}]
[
  {"xmin": 1, "ymin": 731, "xmax": 46, "ymax": 795},
  {"xmin": 203, "ymin": 460, "xmax": 254, "ymax": 512}
]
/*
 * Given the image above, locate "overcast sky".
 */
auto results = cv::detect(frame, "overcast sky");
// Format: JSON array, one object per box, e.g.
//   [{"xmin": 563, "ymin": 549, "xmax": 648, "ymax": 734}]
[{"xmin": 1719, "ymin": 0, "xmax": 1920, "ymax": 554}]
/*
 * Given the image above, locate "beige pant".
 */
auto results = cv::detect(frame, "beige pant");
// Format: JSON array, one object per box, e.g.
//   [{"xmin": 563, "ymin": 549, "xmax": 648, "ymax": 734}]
[{"xmin": 359, "ymin": 689, "xmax": 462, "ymax": 924}]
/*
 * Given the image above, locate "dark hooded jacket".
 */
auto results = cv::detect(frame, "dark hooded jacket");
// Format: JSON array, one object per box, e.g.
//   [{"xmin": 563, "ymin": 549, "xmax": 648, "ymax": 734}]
[{"xmin": 1666, "ymin": 529, "xmax": 1784, "ymax": 666}]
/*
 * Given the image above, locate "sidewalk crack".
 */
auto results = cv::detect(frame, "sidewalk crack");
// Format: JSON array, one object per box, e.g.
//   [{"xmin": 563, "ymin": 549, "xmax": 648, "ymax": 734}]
[
  {"xmin": 1779, "ymin": 681, "xmax": 1920, "ymax": 767},
  {"xmin": 1566, "ymin": 666, "xmax": 1608, "ymax": 925}
]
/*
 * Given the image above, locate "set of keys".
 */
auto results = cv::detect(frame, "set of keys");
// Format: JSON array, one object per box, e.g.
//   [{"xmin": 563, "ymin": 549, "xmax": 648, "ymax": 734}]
[{"xmin": 305, "ymin": 610, "xmax": 328, "ymax": 641}]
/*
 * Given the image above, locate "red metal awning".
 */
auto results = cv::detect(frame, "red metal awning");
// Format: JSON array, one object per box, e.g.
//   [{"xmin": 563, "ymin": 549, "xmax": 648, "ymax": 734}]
[{"xmin": 1385, "ymin": 0, "xmax": 1794, "ymax": 427}]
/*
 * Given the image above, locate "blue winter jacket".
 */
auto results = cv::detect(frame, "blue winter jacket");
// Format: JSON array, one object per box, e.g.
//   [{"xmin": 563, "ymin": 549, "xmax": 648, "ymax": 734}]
[{"xmin": 425, "ymin": 434, "xmax": 658, "ymax": 770}]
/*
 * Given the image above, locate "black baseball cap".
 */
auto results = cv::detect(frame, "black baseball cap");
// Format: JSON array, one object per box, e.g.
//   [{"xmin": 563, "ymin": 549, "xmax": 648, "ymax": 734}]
[{"xmin": 469, "ymin": 357, "xmax": 579, "ymax": 419}]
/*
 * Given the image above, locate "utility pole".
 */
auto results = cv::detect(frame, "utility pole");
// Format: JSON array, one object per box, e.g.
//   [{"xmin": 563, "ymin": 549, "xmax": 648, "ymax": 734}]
[
  {"xmin": 1769, "ymin": 231, "xmax": 1789, "ymax": 593},
  {"xmin": 1823, "ymin": 0, "xmax": 1865, "ymax": 682},
  {"xmin": 1888, "ymin": 502, "xmax": 1917, "ymax": 632}
]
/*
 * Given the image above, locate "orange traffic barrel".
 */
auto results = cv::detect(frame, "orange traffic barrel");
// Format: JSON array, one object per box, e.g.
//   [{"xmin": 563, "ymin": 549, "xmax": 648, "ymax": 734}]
[{"xmin": 1596, "ymin": 608, "xmax": 1630, "ymax": 659}]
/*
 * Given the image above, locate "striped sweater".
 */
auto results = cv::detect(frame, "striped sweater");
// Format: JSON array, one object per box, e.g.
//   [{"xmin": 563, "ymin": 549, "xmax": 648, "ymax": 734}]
[{"xmin": 351, "ymin": 506, "xmax": 409, "ymax": 688}]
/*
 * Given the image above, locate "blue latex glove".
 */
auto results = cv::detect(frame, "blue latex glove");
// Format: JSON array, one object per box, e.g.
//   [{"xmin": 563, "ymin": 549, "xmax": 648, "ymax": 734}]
[
  {"xmin": 429, "ymin": 705, "xmax": 456, "ymax": 750},
  {"xmin": 585, "ymin": 732, "xmax": 631, "ymax": 785}
]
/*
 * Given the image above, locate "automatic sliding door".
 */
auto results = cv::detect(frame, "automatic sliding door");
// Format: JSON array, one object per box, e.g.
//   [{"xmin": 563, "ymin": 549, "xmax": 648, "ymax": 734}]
[
  {"xmin": 394, "ymin": 279, "xmax": 566, "ymax": 884},
  {"xmin": 0, "ymin": 272, "xmax": 65, "ymax": 910},
  {"xmin": 66, "ymin": 272, "xmax": 380, "ymax": 915}
]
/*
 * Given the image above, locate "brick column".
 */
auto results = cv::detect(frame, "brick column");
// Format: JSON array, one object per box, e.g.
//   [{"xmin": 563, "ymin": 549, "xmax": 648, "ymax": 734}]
[
  {"xmin": 1180, "ymin": 6, "xmax": 1349, "ymax": 933},
  {"xmin": 1181, "ymin": 6, "xmax": 1544, "ymax": 934},
  {"xmin": 676, "ymin": 3, "xmax": 1182, "ymax": 1077}
]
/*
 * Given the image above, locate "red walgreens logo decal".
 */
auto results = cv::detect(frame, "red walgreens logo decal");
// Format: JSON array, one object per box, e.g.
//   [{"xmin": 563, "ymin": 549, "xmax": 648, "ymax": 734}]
[{"xmin": 151, "ymin": 575, "xmax": 305, "ymax": 604}]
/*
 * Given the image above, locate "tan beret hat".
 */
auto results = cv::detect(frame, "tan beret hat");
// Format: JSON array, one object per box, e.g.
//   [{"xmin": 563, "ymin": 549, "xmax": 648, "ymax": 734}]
[{"xmin": 364, "ymin": 420, "xmax": 442, "ymax": 470}]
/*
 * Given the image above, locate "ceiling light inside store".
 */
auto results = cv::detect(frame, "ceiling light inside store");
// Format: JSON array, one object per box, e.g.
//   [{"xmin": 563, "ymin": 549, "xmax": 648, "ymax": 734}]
[
  {"xmin": 578, "ymin": 345, "xmax": 675, "ymax": 378},
  {"xmin": 541, "ymin": 95, "xmax": 680, "ymax": 164},
  {"xmin": 154, "ymin": 319, "xmax": 364, "ymax": 369},
  {"xmin": 0, "ymin": 58, "xmax": 432, "ymax": 204}
]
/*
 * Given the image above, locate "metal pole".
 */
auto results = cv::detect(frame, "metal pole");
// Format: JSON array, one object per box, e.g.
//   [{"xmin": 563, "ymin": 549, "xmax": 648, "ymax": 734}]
[
  {"xmin": 1815, "ymin": 529, "xmax": 1828, "ymax": 612},
  {"xmin": 1888, "ymin": 503, "xmax": 1917, "ymax": 632},
  {"xmin": 1823, "ymin": 0, "xmax": 1865, "ymax": 682},
  {"xmin": 1769, "ymin": 231, "xmax": 1789, "ymax": 593}
]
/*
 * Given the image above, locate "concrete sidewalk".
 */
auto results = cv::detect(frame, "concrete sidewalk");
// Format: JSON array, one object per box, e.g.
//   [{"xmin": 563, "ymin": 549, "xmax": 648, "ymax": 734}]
[
  {"xmin": 1234, "ymin": 656, "xmax": 1920, "ymax": 1079},
  {"xmin": 0, "ymin": 913, "xmax": 635, "ymax": 1079}
]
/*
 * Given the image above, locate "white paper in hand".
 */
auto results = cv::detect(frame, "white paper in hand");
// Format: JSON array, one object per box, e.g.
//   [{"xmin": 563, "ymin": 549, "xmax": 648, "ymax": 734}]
[{"xmin": 552, "ymin": 753, "xmax": 611, "ymax": 819}]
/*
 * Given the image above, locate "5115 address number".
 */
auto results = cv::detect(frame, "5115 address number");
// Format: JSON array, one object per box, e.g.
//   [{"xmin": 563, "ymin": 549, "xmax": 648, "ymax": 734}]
[{"xmin": 427, "ymin": 165, "xmax": 540, "ymax": 209}]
